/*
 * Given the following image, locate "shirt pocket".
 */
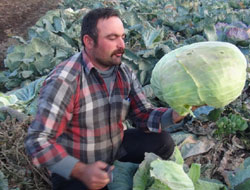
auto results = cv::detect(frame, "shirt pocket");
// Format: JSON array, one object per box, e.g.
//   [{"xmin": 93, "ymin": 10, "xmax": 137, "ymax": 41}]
[{"xmin": 121, "ymin": 98, "xmax": 130, "ymax": 121}]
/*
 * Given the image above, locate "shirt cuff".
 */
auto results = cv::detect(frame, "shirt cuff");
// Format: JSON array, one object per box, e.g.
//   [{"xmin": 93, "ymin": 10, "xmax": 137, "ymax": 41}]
[
  {"xmin": 47, "ymin": 155, "xmax": 79, "ymax": 180},
  {"xmin": 161, "ymin": 108, "xmax": 186, "ymax": 133},
  {"xmin": 147, "ymin": 108, "xmax": 168, "ymax": 132},
  {"xmin": 161, "ymin": 108, "xmax": 174, "ymax": 127}
]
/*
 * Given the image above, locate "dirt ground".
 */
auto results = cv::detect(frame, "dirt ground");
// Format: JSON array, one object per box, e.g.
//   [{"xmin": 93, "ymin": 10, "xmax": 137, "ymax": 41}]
[{"xmin": 0, "ymin": 0, "xmax": 62, "ymax": 70}]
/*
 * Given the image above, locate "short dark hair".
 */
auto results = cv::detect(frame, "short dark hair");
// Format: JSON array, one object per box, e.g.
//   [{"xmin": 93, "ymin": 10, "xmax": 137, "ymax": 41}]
[{"xmin": 81, "ymin": 7, "xmax": 120, "ymax": 47}]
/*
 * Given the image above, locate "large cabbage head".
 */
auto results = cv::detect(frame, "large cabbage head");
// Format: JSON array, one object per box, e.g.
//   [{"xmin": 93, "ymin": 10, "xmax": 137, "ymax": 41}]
[{"xmin": 150, "ymin": 41, "xmax": 247, "ymax": 116}]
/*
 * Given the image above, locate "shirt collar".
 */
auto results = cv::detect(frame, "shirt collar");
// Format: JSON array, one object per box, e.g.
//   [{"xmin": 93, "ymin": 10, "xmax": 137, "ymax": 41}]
[{"xmin": 81, "ymin": 49, "xmax": 95, "ymax": 75}]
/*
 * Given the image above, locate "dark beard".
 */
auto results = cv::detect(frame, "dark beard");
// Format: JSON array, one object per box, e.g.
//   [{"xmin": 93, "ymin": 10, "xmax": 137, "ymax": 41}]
[
  {"xmin": 95, "ymin": 56, "xmax": 121, "ymax": 68},
  {"xmin": 95, "ymin": 48, "xmax": 124, "ymax": 67}
]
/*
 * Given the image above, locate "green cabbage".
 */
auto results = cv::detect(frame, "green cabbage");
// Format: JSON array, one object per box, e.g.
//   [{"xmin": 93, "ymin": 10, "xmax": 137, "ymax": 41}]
[{"xmin": 150, "ymin": 41, "xmax": 247, "ymax": 116}]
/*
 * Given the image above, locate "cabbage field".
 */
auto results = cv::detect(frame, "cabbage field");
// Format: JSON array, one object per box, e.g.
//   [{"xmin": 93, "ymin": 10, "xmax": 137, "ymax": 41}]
[{"xmin": 0, "ymin": 0, "xmax": 249, "ymax": 190}]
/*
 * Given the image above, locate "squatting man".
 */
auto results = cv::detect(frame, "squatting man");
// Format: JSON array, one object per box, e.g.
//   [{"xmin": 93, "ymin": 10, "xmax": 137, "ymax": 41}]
[{"xmin": 25, "ymin": 7, "xmax": 197, "ymax": 190}]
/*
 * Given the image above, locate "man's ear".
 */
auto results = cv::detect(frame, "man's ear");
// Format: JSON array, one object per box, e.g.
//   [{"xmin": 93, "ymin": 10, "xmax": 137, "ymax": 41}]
[{"xmin": 83, "ymin": 35, "xmax": 94, "ymax": 49}]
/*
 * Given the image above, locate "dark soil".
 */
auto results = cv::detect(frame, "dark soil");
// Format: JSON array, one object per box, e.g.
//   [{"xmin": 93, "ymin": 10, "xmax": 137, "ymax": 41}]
[{"xmin": 0, "ymin": 0, "xmax": 62, "ymax": 70}]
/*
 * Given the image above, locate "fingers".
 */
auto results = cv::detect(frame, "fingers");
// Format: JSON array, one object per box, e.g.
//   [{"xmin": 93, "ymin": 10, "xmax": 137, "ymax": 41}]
[
  {"xmin": 84, "ymin": 161, "xmax": 112, "ymax": 189},
  {"xmin": 109, "ymin": 165, "xmax": 115, "ymax": 172},
  {"xmin": 191, "ymin": 106, "xmax": 200, "ymax": 111},
  {"xmin": 96, "ymin": 161, "xmax": 109, "ymax": 170},
  {"xmin": 95, "ymin": 161, "xmax": 110, "ymax": 179},
  {"xmin": 191, "ymin": 104, "xmax": 207, "ymax": 111},
  {"xmin": 72, "ymin": 161, "xmax": 114, "ymax": 189}
]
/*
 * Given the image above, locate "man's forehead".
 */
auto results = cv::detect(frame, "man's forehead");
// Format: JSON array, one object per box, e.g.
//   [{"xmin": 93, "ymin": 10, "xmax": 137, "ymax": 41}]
[{"xmin": 96, "ymin": 16, "xmax": 124, "ymax": 34}]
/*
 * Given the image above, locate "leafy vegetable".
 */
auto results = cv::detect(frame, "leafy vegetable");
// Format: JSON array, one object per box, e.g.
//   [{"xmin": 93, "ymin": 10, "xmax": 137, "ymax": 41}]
[
  {"xmin": 0, "ymin": 93, "xmax": 18, "ymax": 107},
  {"xmin": 225, "ymin": 26, "xmax": 250, "ymax": 46},
  {"xmin": 1, "ymin": 8, "xmax": 85, "ymax": 90},
  {"xmin": 215, "ymin": 113, "xmax": 249, "ymax": 137},
  {"xmin": 194, "ymin": 179, "xmax": 227, "ymax": 190},
  {"xmin": 188, "ymin": 163, "xmax": 201, "ymax": 184},
  {"xmin": 131, "ymin": 147, "xmax": 227, "ymax": 190},
  {"xmin": 227, "ymin": 157, "xmax": 250, "ymax": 190},
  {"xmin": 133, "ymin": 153, "xmax": 159, "ymax": 190},
  {"xmin": 150, "ymin": 41, "xmax": 247, "ymax": 116},
  {"xmin": 150, "ymin": 159, "xmax": 194, "ymax": 190},
  {"xmin": 2, "ymin": 0, "xmax": 250, "ymax": 92}
]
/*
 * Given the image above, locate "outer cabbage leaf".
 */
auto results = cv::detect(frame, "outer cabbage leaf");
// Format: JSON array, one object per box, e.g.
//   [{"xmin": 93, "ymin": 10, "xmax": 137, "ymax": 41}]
[
  {"xmin": 194, "ymin": 179, "xmax": 227, "ymax": 190},
  {"xmin": 150, "ymin": 159, "xmax": 194, "ymax": 190},
  {"xmin": 151, "ymin": 41, "xmax": 247, "ymax": 116},
  {"xmin": 227, "ymin": 157, "xmax": 250, "ymax": 190},
  {"xmin": 148, "ymin": 179, "xmax": 171, "ymax": 190},
  {"xmin": 24, "ymin": 37, "xmax": 54, "ymax": 58},
  {"xmin": 8, "ymin": 76, "xmax": 46, "ymax": 115},
  {"xmin": 108, "ymin": 161, "xmax": 138, "ymax": 190},
  {"xmin": 188, "ymin": 163, "xmax": 201, "ymax": 184},
  {"xmin": 0, "ymin": 93, "xmax": 18, "ymax": 107},
  {"xmin": 3, "ymin": 51, "xmax": 24, "ymax": 71},
  {"xmin": 133, "ymin": 153, "xmax": 159, "ymax": 190}
]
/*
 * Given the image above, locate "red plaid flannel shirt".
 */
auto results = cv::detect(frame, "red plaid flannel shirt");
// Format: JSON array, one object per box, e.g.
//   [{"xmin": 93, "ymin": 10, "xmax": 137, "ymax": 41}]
[{"xmin": 25, "ymin": 50, "xmax": 167, "ymax": 168}]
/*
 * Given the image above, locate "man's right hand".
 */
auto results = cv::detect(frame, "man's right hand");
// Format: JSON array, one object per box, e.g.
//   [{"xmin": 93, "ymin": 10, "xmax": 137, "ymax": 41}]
[{"xmin": 71, "ymin": 161, "xmax": 111, "ymax": 190}]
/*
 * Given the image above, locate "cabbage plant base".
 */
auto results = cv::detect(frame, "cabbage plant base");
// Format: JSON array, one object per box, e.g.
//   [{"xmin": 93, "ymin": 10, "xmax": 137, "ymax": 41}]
[{"xmin": 151, "ymin": 41, "xmax": 247, "ymax": 116}]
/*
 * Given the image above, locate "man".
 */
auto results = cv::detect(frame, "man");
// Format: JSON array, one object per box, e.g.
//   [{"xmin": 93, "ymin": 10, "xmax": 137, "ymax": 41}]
[{"xmin": 25, "ymin": 7, "xmax": 189, "ymax": 190}]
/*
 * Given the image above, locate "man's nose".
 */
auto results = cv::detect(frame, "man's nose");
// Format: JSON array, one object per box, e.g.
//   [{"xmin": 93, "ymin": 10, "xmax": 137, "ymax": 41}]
[{"xmin": 117, "ymin": 37, "xmax": 125, "ymax": 49}]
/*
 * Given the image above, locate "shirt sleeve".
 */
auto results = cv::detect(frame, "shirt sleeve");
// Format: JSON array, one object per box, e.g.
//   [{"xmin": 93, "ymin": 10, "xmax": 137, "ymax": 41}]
[
  {"xmin": 47, "ymin": 155, "xmax": 79, "ymax": 179},
  {"xmin": 127, "ymin": 70, "xmax": 168, "ymax": 132},
  {"xmin": 25, "ymin": 74, "xmax": 76, "ymax": 170}
]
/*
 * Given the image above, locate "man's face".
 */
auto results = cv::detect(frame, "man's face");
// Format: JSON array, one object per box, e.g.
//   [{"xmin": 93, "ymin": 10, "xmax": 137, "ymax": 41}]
[{"xmin": 91, "ymin": 16, "xmax": 125, "ymax": 70}]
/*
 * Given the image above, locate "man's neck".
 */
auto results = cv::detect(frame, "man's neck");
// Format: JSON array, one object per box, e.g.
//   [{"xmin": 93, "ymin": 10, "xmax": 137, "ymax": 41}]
[{"xmin": 84, "ymin": 48, "xmax": 111, "ymax": 71}]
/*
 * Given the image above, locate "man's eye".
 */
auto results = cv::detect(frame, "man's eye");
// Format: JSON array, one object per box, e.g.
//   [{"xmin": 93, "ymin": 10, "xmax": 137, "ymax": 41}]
[{"xmin": 108, "ymin": 36, "xmax": 117, "ymax": 40}]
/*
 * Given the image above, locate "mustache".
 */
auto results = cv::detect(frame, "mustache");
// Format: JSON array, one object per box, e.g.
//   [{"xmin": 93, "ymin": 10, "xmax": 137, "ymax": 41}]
[{"xmin": 111, "ymin": 48, "xmax": 125, "ymax": 56}]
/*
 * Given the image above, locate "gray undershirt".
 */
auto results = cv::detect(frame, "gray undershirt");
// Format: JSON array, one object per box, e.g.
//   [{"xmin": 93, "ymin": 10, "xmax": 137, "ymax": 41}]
[{"xmin": 96, "ymin": 66, "xmax": 117, "ymax": 94}]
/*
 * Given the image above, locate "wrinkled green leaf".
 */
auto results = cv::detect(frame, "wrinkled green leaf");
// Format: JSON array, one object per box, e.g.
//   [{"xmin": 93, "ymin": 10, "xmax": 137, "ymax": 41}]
[
  {"xmin": 122, "ymin": 11, "xmax": 143, "ymax": 28},
  {"xmin": 24, "ymin": 37, "xmax": 54, "ymax": 58},
  {"xmin": 32, "ymin": 53, "xmax": 54, "ymax": 75},
  {"xmin": 234, "ymin": 179, "xmax": 250, "ymax": 190},
  {"xmin": 188, "ymin": 163, "xmax": 201, "ymax": 184},
  {"xmin": 4, "ymin": 51, "xmax": 24, "ymax": 71},
  {"xmin": 53, "ymin": 16, "xmax": 66, "ymax": 33},
  {"xmin": 194, "ymin": 179, "xmax": 227, "ymax": 190},
  {"xmin": 43, "ymin": 18, "xmax": 56, "ymax": 32},
  {"xmin": 203, "ymin": 24, "xmax": 218, "ymax": 41},
  {"xmin": 150, "ymin": 159, "xmax": 194, "ymax": 190},
  {"xmin": 4, "ymin": 78, "xmax": 23, "ymax": 90},
  {"xmin": 0, "ymin": 93, "xmax": 18, "ymax": 107},
  {"xmin": 142, "ymin": 27, "xmax": 164, "ymax": 48},
  {"xmin": 20, "ymin": 70, "xmax": 34, "ymax": 79},
  {"xmin": 228, "ymin": 157, "xmax": 250, "ymax": 189},
  {"xmin": 9, "ymin": 76, "xmax": 46, "ymax": 103},
  {"xmin": 133, "ymin": 153, "xmax": 159, "ymax": 190},
  {"xmin": 173, "ymin": 146, "xmax": 184, "ymax": 165},
  {"xmin": 35, "ymin": 9, "xmax": 61, "ymax": 28},
  {"xmin": 208, "ymin": 108, "xmax": 224, "ymax": 121}
]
